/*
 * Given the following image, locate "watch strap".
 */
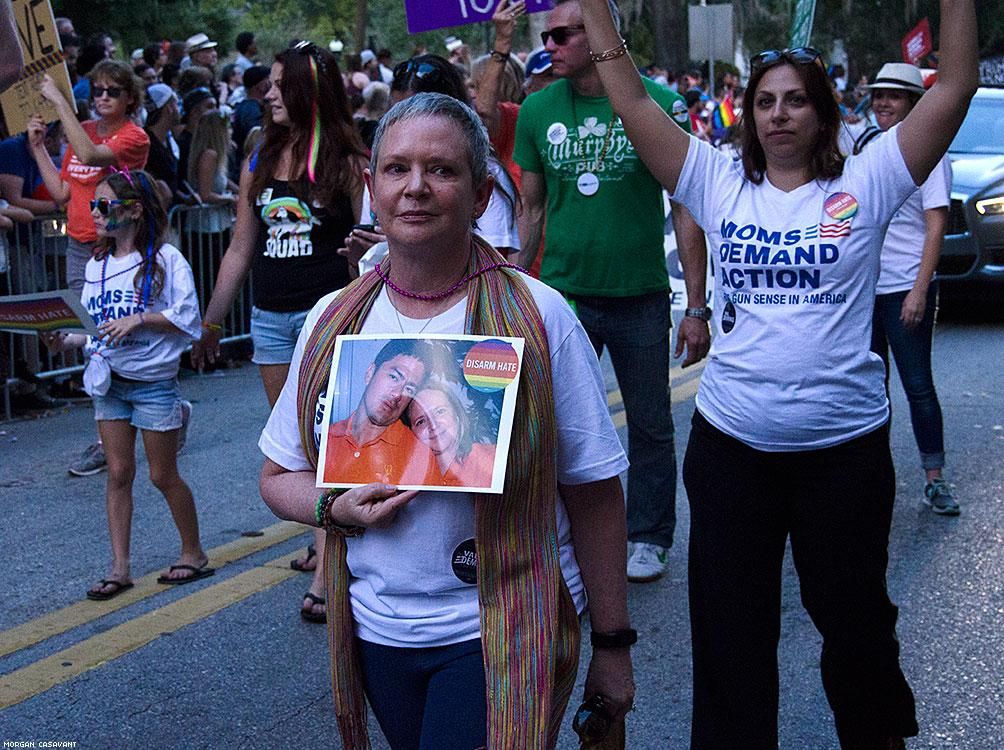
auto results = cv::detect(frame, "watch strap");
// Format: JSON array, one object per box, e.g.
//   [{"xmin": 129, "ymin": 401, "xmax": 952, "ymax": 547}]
[{"xmin": 590, "ymin": 628, "xmax": 638, "ymax": 649}]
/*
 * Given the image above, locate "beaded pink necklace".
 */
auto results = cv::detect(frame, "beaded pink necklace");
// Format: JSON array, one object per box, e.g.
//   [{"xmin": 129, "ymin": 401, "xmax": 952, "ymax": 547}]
[{"xmin": 374, "ymin": 260, "xmax": 524, "ymax": 301}]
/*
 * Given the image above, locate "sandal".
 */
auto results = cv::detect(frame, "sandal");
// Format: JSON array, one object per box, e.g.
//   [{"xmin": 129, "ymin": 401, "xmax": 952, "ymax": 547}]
[
  {"xmin": 290, "ymin": 544, "xmax": 317, "ymax": 572},
  {"xmin": 86, "ymin": 579, "xmax": 134, "ymax": 601},
  {"xmin": 300, "ymin": 592, "xmax": 326, "ymax": 624}
]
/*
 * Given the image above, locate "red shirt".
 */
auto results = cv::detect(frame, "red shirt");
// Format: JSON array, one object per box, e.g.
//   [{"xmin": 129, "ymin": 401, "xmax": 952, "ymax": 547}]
[
  {"xmin": 60, "ymin": 120, "xmax": 149, "ymax": 242},
  {"xmin": 323, "ymin": 418, "xmax": 441, "ymax": 486},
  {"xmin": 441, "ymin": 442, "xmax": 497, "ymax": 488}
]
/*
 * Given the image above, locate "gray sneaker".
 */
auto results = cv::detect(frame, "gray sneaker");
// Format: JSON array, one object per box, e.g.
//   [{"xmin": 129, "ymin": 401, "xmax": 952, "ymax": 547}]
[
  {"xmin": 627, "ymin": 542, "xmax": 669, "ymax": 583},
  {"xmin": 924, "ymin": 478, "xmax": 960, "ymax": 516},
  {"xmin": 177, "ymin": 400, "xmax": 193, "ymax": 454},
  {"xmin": 68, "ymin": 442, "xmax": 106, "ymax": 477}
]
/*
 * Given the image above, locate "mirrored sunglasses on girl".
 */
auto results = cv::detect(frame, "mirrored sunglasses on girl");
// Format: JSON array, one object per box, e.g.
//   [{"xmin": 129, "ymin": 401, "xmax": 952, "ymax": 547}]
[{"xmin": 90, "ymin": 198, "xmax": 137, "ymax": 215}]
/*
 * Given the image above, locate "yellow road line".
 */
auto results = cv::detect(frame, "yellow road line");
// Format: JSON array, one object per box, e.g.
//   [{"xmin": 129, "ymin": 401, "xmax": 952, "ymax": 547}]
[
  {"xmin": 0, "ymin": 550, "xmax": 300, "ymax": 710},
  {"xmin": 0, "ymin": 520, "xmax": 308, "ymax": 659}
]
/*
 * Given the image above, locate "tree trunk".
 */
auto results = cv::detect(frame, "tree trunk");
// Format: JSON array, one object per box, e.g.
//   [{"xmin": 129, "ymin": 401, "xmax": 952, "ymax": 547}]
[
  {"xmin": 355, "ymin": 0, "xmax": 368, "ymax": 52},
  {"xmin": 646, "ymin": 0, "xmax": 689, "ymax": 72}
]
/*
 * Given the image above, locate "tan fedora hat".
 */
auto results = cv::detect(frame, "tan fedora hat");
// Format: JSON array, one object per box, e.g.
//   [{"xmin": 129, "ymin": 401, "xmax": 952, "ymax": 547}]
[{"xmin": 186, "ymin": 33, "xmax": 218, "ymax": 53}]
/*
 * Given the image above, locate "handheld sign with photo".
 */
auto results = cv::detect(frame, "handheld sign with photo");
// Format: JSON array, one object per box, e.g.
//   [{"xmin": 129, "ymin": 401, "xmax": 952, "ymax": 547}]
[
  {"xmin": 0, "ymin": 290, "xmax": 101, "ymax": 336},
  {"xmin": 0, "ymin": 0, "xmax": 75, "ymax": 135},
  {"xmin": 405, "ymin": 0, "xmax": 553, "ymax": 34},
  {"xmin": 317, "ymin": 334, "xmax": 524, "ymax": 493}
]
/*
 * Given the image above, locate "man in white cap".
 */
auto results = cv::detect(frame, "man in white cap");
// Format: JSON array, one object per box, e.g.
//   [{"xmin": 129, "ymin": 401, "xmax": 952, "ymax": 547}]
[{"xmin": 186, "ymin": 33, "xmax": 218, "ymax": 71}]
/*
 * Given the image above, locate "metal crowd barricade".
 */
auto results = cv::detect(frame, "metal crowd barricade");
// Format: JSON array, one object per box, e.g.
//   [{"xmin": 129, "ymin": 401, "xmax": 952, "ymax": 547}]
[
  {"xmin": 1, "ymin": 213, "xmax": 82, "ymax": 420},
  {"xmin": 1, "ymin": 205, "xmax": 250, "ymax": 420},
  {"xmin": 166, "ymin": 203, "xmax": 250, "ymax": 350}
]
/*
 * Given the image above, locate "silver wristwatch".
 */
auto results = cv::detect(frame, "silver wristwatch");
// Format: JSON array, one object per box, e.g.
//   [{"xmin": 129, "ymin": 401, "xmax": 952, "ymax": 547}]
[{"xmin": 684, "ymin": 306, "xmax": 712, "ymax": 321}]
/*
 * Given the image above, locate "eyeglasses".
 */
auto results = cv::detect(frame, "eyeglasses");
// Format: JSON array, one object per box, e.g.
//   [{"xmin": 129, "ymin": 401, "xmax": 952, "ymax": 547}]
[
  {"xmin": 572, "ymin": 694, "xmax": 613, "ymax": 743},
  {"xmin": 749, "ymin": 47, "xmax": 823, "ymax": 73},
  {"xmin": 392, "ymin": 60, "xmax": 442, "ymax": 88},
  {"xmin": 92, "ymin": 85, "xmax": 123, "ymax": 99},
  {"xmin": 540, "ymin": 24, "xmax": 585, "ymax": 47},
  {"xmin": 89, "ymin": 198, "xmax": 136, "ymax": 216}
]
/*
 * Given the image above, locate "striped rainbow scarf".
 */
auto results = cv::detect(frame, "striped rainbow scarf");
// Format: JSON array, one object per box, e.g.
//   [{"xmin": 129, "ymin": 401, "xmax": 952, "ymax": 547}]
[{"xmin": 296, "ymin": 237, "xmax": 580, "ymax": 748}]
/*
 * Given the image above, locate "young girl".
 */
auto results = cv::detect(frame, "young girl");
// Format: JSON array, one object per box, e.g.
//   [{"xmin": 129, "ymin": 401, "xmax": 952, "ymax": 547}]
[{"xmin": 42, "ymin": 169, "xmax": 213, "ymax": 601}]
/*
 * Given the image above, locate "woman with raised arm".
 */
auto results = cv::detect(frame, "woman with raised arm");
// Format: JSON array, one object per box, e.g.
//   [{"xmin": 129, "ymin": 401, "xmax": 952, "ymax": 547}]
[
  {"xmin": 191, "ymin": 40, "xmax": 368, "ymax": 625},
  {"xmin": 579, "ymin": 1, "xmax": 977, "ymax": 748}
]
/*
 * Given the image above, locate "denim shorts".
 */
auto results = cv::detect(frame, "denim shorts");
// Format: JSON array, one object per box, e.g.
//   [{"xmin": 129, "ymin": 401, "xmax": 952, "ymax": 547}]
[
  {"xmin": 250, "ymin": 306, "xmax": 310, "ymax": 365},
  {"xmin": 93, "ymin": 376, "xmax": 184, "ymax": 431}
]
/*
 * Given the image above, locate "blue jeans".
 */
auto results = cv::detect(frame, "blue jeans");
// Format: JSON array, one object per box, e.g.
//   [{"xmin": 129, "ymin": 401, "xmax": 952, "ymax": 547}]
[
  {"xmin": 357, "ymin": 637, "xmax": 486, "ymax": 750},
  {"xmin": 571, "ymin": 291, "xmax": 676, "ymax": 548},
  {"xmin": 871, "ymin": 283, "xmax": 944, "ymax": 471}
]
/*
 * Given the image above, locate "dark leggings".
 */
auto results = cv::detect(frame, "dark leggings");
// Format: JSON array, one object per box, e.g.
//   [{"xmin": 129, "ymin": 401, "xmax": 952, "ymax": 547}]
[
  {"xmin": 683, "ymin": 411, "xmax": 918, "ymax": 749},
  {"xmin": 357, "ymin": 637, "xmax": 487, "ymax": 750}
]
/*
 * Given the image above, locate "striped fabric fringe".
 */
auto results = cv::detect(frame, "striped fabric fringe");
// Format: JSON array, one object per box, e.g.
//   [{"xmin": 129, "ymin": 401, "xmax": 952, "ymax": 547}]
[{"xmin": 296, "ymin": 238, "xmax": 580, "ymax": 749}]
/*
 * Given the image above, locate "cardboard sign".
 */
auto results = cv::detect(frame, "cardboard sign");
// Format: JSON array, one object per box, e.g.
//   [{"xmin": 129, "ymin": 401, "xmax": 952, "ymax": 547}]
[
  {"xmin": 901, "ymin": 18, "xmax": 932, "ymax": 66},
  {"xmin": 317, "ymin": 334, "xmax": 524, "ymax": 493},
  {"xmin": 0, "ymin": 0, "xmax": 75, "ymax": 136},
  {"xmin": 0, "ymin": 290, "xmax": 101, "ymax": 336},
  {"xmin": 404, "ymin": 0, "xmax": 552, "ymax": 34}
]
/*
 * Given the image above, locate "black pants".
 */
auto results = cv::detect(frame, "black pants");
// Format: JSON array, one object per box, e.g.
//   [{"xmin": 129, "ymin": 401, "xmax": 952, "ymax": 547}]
[{"xmin": 683, "ymin": 411, "xmax": 918, "ymax": 750}]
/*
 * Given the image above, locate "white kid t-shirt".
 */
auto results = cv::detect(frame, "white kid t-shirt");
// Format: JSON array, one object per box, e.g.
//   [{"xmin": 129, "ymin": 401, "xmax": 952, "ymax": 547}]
[
  {"xmin": 876, "ymin": 146, "xmax": 951, "ymax": 294},
  {"xmin": 80, "ymin": 243, "xmax": 202, "ymax": 381},
  {"xmin": 259, "ymin": 274, "xmax": 627, "ymax": 647},
  {"xmin": 672, "ymin": 125, "xmax": 918, "ymax": 450}
]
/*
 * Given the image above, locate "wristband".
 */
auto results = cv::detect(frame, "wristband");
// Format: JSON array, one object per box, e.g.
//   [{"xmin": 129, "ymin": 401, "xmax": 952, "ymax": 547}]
[
  {"xmin": 684, "ymin": 306, "xmax": 712, "ymax": 322},
  {"xmin": 590, "ymin": 628, "xmax": 638, "ymax": 649},
  {"xmin": 317, "ymin": 490, "xmax": 365, "ymax": 537},
  {"xmin": 201, "ymin": 322, "xmax": 223, "ymax": 332},
  {"xmin": 490, "ymin": 50, "xmax": 509, "ymax": 63}
]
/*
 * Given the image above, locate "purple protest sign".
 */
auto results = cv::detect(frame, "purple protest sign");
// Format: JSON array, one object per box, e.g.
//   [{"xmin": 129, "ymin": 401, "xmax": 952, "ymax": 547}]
[{"xmin": 405, "ymin": 0, "xmax": 553, "ymax": 34}]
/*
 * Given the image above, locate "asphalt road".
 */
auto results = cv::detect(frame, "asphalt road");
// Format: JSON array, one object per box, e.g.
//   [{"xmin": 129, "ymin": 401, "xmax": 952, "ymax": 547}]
[{"xmin": 1, "ymin": 307, "xmax": 1002, "ymax": 749}]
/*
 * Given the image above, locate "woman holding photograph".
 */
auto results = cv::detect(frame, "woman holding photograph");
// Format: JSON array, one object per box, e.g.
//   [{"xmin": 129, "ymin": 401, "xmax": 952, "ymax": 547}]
[
  {"xmin": 404, "ymin": 382, "xmax": 497, "ymax": 488},
  {"xmin": 577, "ymin": 0, "xmax": 976, "ymax": 747},
  {"xmin": 258, "ymin": 93, "xmax": 634, "ymax": 749}
]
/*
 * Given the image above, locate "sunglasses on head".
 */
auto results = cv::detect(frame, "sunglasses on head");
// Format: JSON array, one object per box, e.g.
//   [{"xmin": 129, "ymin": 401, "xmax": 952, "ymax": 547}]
[
  {"xmin": 92, "ymin": 85, "xmax": 123, "ymax": 99},
  {"xmin": 90, "ymin": 198, "xmax": 136, "ymax": 216},
  {"xmin": 540, "ymin": 24, "xmax": 585, "ymax": 47},
  {"xmin": 392, "ymin": 60, "xmax": 441, "ymax": 87},
  {"xmin": 750, "ymin": 47, "xmax": 822, "ymax": 73}
]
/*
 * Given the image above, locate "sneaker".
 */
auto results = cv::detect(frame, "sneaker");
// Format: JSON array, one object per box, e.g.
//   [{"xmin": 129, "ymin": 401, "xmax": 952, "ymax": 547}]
[
  {"xmin": 177, "ymin": 400, "xmax": 193, "ymax": 454},
  {"xmin": 68, "ymin": 443, "xmax": 106, "ymax": 477},
  {"xmin": 627, "ymin": 542, "xmax": 669, "ymax": 583},
  {"xmin": 924, "ymin": 478, "xmax": 960, "ymax": 516}
]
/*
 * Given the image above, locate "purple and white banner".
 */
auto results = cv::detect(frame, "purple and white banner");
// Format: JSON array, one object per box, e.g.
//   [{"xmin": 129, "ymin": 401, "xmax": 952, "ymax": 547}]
[{"xmin": 405, "ymin": 0, "xmax": 552, "ymax": 34}]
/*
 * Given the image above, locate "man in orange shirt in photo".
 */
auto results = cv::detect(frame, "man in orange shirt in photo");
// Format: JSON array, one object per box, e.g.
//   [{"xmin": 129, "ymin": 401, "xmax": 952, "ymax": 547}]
[{"xmin": 323, "ymin": 340, "xmax": 441, "ymax": 486}]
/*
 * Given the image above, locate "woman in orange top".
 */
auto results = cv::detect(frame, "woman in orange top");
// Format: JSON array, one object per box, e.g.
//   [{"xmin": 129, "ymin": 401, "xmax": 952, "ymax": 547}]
[{"xmin": 405, "ymin": 383, "xmax": 497, "ymax": 489}]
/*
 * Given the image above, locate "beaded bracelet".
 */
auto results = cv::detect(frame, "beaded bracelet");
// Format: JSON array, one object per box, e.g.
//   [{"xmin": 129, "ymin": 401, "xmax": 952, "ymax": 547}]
[
  {"xmin": 316, "ymin": 490, "xmax": 365, "ymax": 537},
  {"xmin": 589, "ymin": 39, "xmax": 628, "ymax": 63}
]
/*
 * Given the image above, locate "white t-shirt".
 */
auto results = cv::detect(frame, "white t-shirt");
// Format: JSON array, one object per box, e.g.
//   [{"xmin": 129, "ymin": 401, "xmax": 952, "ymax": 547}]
[
  {"xmin": 672, "ymin": 126, "xmax": 918, "ymax": 450},
  {"xmin": 876, "ymin": 147, "xmax": 951, "ymax": 294},
  {"xmin": 81, "ymin": 243, "xmax": 202, "ymax": 381},
  {"xmin": 259, "ymin": 274, "xmax": 627, "ymax": 647}
]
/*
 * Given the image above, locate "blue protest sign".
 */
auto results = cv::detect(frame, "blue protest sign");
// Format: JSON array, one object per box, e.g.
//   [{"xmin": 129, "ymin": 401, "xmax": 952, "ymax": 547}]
[{"xmin": 404, "ymin": 0, "xmax": 552, "ymax": 34}]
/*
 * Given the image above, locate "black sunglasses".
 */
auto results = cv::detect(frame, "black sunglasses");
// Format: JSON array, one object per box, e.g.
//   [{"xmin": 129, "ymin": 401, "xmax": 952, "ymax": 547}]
[
  {"xmin": 89, "ymin": 198, "xmax": 136, "ymax": 216},
  {"xmin": 540, "ymin": 24, "xmax": 585, "ymax": 47},
  {"xmin": 392, "ymin": 60, "xmax": 441, "ymax": 87},
  {"xmin": 92, "ymin": 85, "xmax": 123, "ymax": 99},
  {"xmin": 572, "ymin": 694, "xmax": 614, "ymax": 742},
  {"xmin": 749, "ymin": 47, "xmax": 822, "ymax": 73}
]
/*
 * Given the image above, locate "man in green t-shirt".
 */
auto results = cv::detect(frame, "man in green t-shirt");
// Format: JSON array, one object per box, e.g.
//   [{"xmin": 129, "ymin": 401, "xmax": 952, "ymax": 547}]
[{"xmin": 514, "ymin": 0, "xmax": 710, "ymax": 583}]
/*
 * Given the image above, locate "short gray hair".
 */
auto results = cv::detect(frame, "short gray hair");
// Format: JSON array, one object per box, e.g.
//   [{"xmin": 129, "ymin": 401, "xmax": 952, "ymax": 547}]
[{"xmin": 370, "ymin": 93, "xmax": 490, "ymax": 187}]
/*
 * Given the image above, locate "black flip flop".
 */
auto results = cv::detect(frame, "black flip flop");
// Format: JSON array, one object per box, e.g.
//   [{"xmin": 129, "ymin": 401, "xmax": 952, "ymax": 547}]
[
  {"xmin": 289, "ymin": 544, "xmax": 317, "ymax": 572},
  {"xmin": 86, "ymin": 579, "xmax": 134, "ymax": 601},
  {"xmin": 157, "ymin": 564, "xmax": 216, "ymax": 585},
  {"xmin": 300, "ymin": 592, "xmax": 326, "ymax": 624}
]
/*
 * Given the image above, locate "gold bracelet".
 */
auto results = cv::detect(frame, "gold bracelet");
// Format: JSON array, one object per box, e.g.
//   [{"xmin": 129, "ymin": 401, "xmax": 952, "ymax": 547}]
[
  {"xmin": 201, "ymin": 322, "xmax": 223, "ymax": 332},
  {"xmin": 589, "ymin": 39, "xmax": 628, "ymax": 63}
]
